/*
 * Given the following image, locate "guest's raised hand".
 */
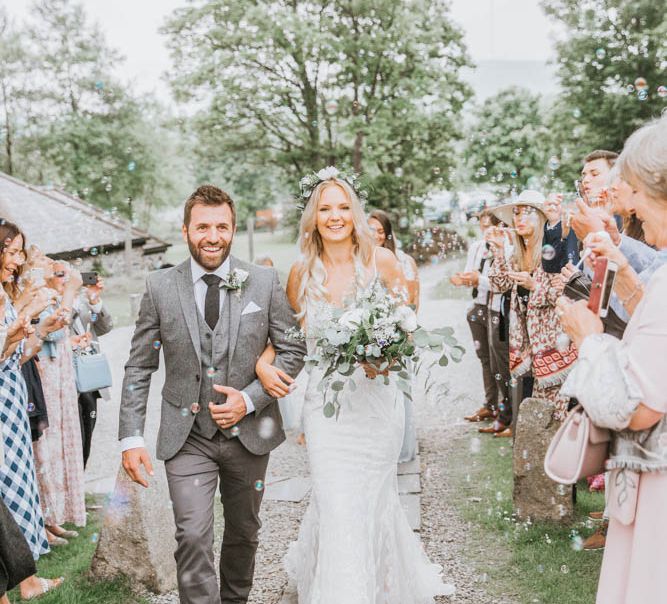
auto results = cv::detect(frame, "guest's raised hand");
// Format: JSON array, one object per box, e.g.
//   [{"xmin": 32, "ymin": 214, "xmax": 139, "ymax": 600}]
[
  {"xmin": 600, "ymin": 213, "xmax": 622, "ymax": 246},
  {"xmin": 544, "ymin": 193, "xmax": 563, "ymax": 226},
  {"xmin": 571, "ymin": 199, "xmax": 606, "ymax": 241},
  {"xmin": 556, "ymin": 297, "xmax": 603, "ymax": 349},
  {"xmin": 584, "ymin": 232, "xmax": 628, "ymax": 269},
  {"xmin": 508, "ymin": 271, "xmax": 535, "ymax": 290}
]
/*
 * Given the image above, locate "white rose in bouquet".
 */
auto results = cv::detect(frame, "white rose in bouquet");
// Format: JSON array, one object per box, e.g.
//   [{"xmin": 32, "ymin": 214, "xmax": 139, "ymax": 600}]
[
  {"xmin": 394, "ymin": 305, "xmax": 418, "ymax": 333},
  {"xmin": 339, "ymin": 308, "xmax": 366, "ymax": 330}
]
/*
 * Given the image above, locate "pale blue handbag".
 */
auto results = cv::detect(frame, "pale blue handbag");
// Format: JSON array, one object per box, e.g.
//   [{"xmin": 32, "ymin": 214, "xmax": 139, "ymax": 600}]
[{"xmin": 73, "ymin": 346, "xmax": 113, "ymax": 393}]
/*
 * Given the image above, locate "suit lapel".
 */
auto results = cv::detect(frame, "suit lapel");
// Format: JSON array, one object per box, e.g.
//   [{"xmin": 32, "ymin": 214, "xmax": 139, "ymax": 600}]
[
  {"xmin": 227, "ymin": 256, "xmax": 245, "ymax": 375},
  {"xmin": 176, "ymin": 260, "xmax": 201, "ymax": 363}
]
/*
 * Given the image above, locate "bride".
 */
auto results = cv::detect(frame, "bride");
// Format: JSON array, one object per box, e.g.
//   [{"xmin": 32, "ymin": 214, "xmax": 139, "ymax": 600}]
[{"xmin": 257, "ymin": 168, "xmax": 455, "ymax": 603}]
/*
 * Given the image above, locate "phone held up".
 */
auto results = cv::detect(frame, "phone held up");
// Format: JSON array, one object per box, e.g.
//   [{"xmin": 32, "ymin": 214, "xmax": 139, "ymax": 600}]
[
  {"xmin": 587, "ymin": 257, "xmax": 618, "ymax": 318},
  {"xmin": 81, "ymin": 272, "xmax": 99, "ymax": 287}
]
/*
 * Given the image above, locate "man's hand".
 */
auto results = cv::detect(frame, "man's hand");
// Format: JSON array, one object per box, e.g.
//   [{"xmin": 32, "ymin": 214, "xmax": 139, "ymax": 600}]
[
  {"xmin": 122, "ymin": 447, "xmax": 154, "ymax": 488},
  {"xmin": 209, "ymin": 385, "xmax": 247, "ymax": 429},
  {"xmin": 571, "ymin": 199, "xmax": 606, "ymax": 241},
  {"xmin": 449, "ymin": 272, "xmax": 465, "ymax": 287}
]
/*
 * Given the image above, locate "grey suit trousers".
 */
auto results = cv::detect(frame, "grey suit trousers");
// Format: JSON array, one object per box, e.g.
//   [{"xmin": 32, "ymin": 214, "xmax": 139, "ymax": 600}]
[{"xmin": 165, "ymin": 431, "xmax": 270, "ymax": 604}]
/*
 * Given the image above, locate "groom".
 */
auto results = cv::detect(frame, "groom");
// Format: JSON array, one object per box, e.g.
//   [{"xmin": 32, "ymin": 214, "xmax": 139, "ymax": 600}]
[{"xmin": 119, "ymin": 185, "xmax": 306, "ymax": 604}]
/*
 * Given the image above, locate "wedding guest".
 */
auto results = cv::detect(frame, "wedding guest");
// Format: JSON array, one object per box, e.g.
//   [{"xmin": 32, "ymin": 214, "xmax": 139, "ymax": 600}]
[
  {"xmin": 0, "ymin": 222, "xmax": 64, "ymax": 598},
  {"xmin": 542, "ymin": 150, "xmax": 618, "ymax": 273},
  {"xmin": 488, "ymin": 191, "xmax": 578, "ymax": 425},
  {"xmin": 557, "ymin": 115, "xmax": 667, "ymax": 604},
  {"xmin": 32, "ymin": 260, "xmax": 87, "ymax": 544},
  {"xmin": 449, "ymin": 210, "xmax": 503, "ymax": 428},
  {"xmin": 368, "ymin": 209, "xmax": 419, "ymax": 462},
  {"xmin": 71, "ymin": 273, "xmax": 114, "ymax": 467}
]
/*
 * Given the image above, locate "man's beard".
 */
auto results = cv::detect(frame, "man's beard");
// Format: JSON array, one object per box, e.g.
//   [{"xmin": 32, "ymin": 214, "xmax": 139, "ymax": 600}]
[{"xmin": 187, "ymin": 236, "xmax": 231, "ymax": 271}]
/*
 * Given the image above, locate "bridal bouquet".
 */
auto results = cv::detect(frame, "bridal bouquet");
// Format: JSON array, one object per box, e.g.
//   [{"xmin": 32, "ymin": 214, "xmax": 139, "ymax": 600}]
[{"xmin": 303, "ymin": 279, "xmax": 464, "ymax": 418}]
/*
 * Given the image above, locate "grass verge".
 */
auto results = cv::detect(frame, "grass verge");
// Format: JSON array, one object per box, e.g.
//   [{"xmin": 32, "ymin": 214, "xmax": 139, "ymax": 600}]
[
  {"xmin": 9, "ymin": 497, "xmax": 148, "ymax": 604},
  {"xmin": 448, "ymin": 426, "xmax": 605, "ymax": 604}
]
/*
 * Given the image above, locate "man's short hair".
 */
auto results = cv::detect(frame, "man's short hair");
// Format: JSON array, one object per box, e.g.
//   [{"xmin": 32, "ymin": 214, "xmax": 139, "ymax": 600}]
[
  {"xmin": 583, "ymin": 150, "xmax": 618, "ymax": 168},
  {"xmin": 183, "ymin": 185, "xmax": 236, "ymax": 227}
]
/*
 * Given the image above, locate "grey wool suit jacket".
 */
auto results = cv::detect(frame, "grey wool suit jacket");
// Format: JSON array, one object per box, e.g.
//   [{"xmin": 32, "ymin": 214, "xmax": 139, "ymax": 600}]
[{"xmin": 118, "ymin": 256, "xmax": 306, "ymax": 461}]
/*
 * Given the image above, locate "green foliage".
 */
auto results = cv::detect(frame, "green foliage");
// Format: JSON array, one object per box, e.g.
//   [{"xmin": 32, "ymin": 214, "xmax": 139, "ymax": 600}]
[
  {"xmin": 163, "ymin": 0, "xmax": 472, "ymax": 215},
  {"xmin": 0, "ymin": 0, "xmax": 187, "ymax": 227},
  {"xmin": 463, "ymin": 87, "xmax": 550, "ymax": 195},
  {"xmin": 541, "ymin": 0, "xmax": 667, "ymax": 185}
]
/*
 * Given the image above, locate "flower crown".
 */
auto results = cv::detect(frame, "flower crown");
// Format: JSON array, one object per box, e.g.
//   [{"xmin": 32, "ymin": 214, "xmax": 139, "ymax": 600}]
[{"xmin": 297, "ymin": 166, "xmax": 369, "ymax": 212}]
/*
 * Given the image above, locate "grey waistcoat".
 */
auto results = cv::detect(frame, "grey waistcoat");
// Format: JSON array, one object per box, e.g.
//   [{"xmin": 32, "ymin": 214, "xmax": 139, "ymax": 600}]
[{"xmin": 192, "ymin": 294, "xmax": 231, "ymax": 439}]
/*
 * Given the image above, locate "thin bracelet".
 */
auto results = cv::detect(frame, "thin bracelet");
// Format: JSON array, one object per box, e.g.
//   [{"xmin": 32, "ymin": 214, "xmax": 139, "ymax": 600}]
[{"xmin": 621, "ymin": 282, "xmax": 643, "ymax": 307}]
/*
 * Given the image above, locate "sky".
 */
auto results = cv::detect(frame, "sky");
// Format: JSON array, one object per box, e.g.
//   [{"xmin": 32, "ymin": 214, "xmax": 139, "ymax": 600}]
[{"xmin": 2, "ymin": 0, "xmax": 560, "ymax": 101}]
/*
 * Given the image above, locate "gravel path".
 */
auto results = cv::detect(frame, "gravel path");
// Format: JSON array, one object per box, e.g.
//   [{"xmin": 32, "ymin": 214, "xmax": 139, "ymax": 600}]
[{"xmin": 96, "ymin": 263, "xmax": 511, "ymax": 603}]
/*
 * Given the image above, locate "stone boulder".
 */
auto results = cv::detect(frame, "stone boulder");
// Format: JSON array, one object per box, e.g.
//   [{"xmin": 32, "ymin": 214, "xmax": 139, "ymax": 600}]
[
  {"xmin": 513, "ymin": 397, "xmax": 573, "ymax": 522},
  {"xmin": 90, "ymin": 464, "xmax": 177, "ymax": 594}
]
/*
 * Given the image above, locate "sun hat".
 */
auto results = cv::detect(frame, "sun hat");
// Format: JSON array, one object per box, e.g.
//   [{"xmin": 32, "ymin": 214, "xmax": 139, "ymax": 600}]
[{"xmin": 490, "ymin": 190, "xmax": 547, "ymax": 227}]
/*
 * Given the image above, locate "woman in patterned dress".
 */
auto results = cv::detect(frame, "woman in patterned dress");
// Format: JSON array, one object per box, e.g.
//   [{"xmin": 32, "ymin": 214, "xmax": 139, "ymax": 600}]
[
  {"xmin": 0, "ymin": 222, "xmax": 64, "ymax": 599},
  {"xmin": 32, "ymin": 259, "xmax": 87, "ymax": 540}
]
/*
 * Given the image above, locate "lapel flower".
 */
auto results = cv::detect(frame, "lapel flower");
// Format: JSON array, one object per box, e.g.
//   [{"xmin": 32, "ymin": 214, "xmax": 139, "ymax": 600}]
[{"xmin": 221, "ymin": 268, "xmax": 249, "ymax": 292}]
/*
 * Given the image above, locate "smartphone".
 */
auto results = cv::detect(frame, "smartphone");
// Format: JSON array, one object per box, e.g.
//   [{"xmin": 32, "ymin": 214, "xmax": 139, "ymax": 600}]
[
  {"xmin": 81, "ymin": 272, "xmax": 99, "ymax": 286},
  {"xmin": 587, "ymin": 257, "xmax": 618, "ymax": 318}
]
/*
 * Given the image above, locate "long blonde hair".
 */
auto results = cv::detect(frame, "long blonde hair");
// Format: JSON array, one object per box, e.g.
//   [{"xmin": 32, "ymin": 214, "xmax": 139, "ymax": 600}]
[
  {"xmin": 296, "ymin": 178, "xmax": 375, "ymax": 316},
  {"xmin": 511, "ymin": 208, "xmax": 546, "ymax": 273}
]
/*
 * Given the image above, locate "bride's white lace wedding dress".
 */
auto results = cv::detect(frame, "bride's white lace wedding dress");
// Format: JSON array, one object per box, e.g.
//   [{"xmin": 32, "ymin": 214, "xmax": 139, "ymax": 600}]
[{"xmin": 284, "ymin": 295, "xmax": 455, "ymax": 603}]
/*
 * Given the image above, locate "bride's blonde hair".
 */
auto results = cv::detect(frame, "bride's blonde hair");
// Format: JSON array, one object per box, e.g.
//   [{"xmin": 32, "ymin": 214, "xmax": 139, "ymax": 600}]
[{"xmin": 296, "ymin": 178, "xmax": 375, "ymax": 317}]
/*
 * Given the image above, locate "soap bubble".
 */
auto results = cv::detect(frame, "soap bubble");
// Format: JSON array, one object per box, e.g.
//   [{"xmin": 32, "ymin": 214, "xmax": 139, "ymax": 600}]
[
  {"xmin": 638, "ymin": 89, "xmax": 648, "ymax": 101},
  {"xmin": 634, "ymin": 77, "xmax": 648, "ymax": 91},
  {"xmin": 152, "ymin": 340, "xmax": 162, "ymax": 350},
  {"xmin": 180, "ymin": 408, "xmax": 189, "ymax": 417},
  {"xmin": 548, "ymin": 156, "xmax": 560, "ymax": 171},
  {"xmin": 27, "ymin": 402, "xmax": 36, "ymax": 412},
  {"xmin": 556, "ymin": 333, "xmax": 570, "ymax": 352},
  {"xmin": 658, "ymin": 85, "xmax": 667, "ymax": 98},
  {"xmin": 470, "ymin": 437, "xmax": 481, "ymax": 454},
  {"xmin": 231, "ymin": 426, "xmax": 240, "ymax": 437},
  {"xmin": 560, "ymin": 565, "xmax": 569, "ymax": 574},
  {"xmin": 542, "ymin": 244, "xmax": 556, "ymax": 260},
  {"xmin": 626, "ymin": 84, "xmax": 635, "ymax": 94},
  {"xmin": 91, "ymin": 533, "xmax": 99, "ymax": 543},
  {"xmin": 127, "ymin": 160, "xmax": 136, "ymax": 172},
  {"xmin": 595, "ymin": 48, "xmax": 606, "ymax": 60},
  {"xmin": 254, "ymin": 479, "xmax": 264, "ymax": 491},
  {"xmin": 258, "ymin": 417, "xmax": 276, "ymax": 440},
  {"xmin": 206, "ymin": 367, "xmax": 216, "ymax": 378}
]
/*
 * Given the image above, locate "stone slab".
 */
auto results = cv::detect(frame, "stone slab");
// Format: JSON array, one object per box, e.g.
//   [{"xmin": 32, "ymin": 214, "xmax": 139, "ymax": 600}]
[
  {"xmin": 264, "ymin": 477, "xmax": 311, "ymax": 503},
  {"xmin": 397, "ymin": 455, "xmax": 421, "ymax": 475},
  {"xmin": 398, "ymin": 473, "xmax": 421, "ymax": 494},
  {"xmin": 90, "ymin": 464, "xmax": 177, "ymax": 594},
  {"xmin": 400, "ymin": 493, "xmax": 421, "ymax": 531}
]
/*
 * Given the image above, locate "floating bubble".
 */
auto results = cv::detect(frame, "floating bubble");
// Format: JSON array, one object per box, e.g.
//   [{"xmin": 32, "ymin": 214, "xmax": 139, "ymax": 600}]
[
  {"xmin": 127, "ymin": 161, "xmax": 136, "ymax": 172},
  {"xmin": 90, "ymin": 313, "xmax": 98, "ymax": 323},
  {"xmin": 537, "ymin": 564, "xmax": 545, "ymax": 573},
  {"xmin": 638, "ymin": 89, "xmax": 648, "ymax": 101},
  {"xmin": 496, "ymin": 491, "xmax": 503, "ymax": 502},
  {"xmin": 94, "ymin": 81, "xmax": 104, "ymax": 90},
  {"xmin": 90, "ymin": 247, "xmax": 99, "ymax": 256},
  {"xmin": 432, "ymin": 167, "xmax": 441, "ymax": 175},
  {"xmin": 560, "ymin": 564, "xmax": 569, "ymax": 574},
  {"xmin": 522, "ymin": 449, "xmax": 528, "ymax": 459},
  {"xmin": 258, "ymin": 417, "xmax": 276, "ymax": 440},
  {"xmin": 571, "ymin": 535, "xmax": 584, "ymax": 551},
  {"xmin": 91, "ymin": 532, "xmax": 99, "ymax": 543},
  {"xmin": 190, "ymin": 402, "xmax": 200, "ymax": 414},
  {"xmin": 626, "ymin": 84, "xmax": 635, "ymax": 94},
  {"xmin": 556, "ymin": 333, "xmax": 570, "ymax": 352},
  {"xmin": 509, "ymin": 377, "xmax": 518, "ymax": 388},
  {"xmin": 541, "ymin": 244, "xmax": 556, "ymax": 260},
  {"xmin": 548, "ymin": 156, "xmax": 560, "ymax": 171},
  {"xmin": 180, "ymin": 408, "xmax": 189, "ymax": 417},
  {"xmin": 395, "ymin": 167, "xmax": 403, "ymax": 177},
  {"xmin": 572, "ymin": 107, "xmax": 582, "ymax": 118},
  {"xmin": 478, "ymin": 166, "xmax": 488, "ymax": 177},
  {"xmin": 514, "ymin": 148, "xmax": 523, "ymax": 157},
  {"xmin": 254, "ymin": 479, "xmax": 264, "ymax": 491},
  {"xmin": 634, "ymin": 77, "xmax": 648, "ymax": 91},
  {"xmin": 152, "ymin": 340, "xmax": 162, "ymax": 350},
  {"xmin": 474, "ymin": 340, "xmax": 481, "ymax": 350},
  {"xmin": 491, "ymin": 316, "xmax": 499, "ymax": 325},
  {"xmin": 324, "ymin": 99, "xmax": 338, "ymax": 114},
  {"xmin": 470, "ymin": 437, "xmax": 481, "ymax": 454},
  {"xmin": 231, "ymin": 426, "xmax": 240, "ymax": 437},
  {"xmin": 510, "ymin": 170, "xmax": 518, "ymax": 179},
  {"xmin": 658, "ymin": 85, "xmax": 667, "ymax": 98},
  {"xmin": 206, "ymin": 367, "xmax": 216, "ymax": 378},
  {"xmin": 595, "ymin": 48, "xmax": 606, "ymax": 60},
  {"xmin": 27, "ymin": 402, "xmax": 36, "ymax": 412},
  {"xmin": 90, "ymin": 410, "xmax": 96, "ymax": 419},
  {"xmin": 104, "ymin": 183, "xmax": 112, "ymax": 192},
  {"xmin": 194, "ymin": 478, "xmax": 200, "ymax": 487}
]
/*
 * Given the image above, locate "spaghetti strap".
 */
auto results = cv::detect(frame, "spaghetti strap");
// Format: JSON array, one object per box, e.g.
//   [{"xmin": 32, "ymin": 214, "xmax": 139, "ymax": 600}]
[{"xmin": 372, "ymin": 246, "xmax": 379, "ymax": 279}]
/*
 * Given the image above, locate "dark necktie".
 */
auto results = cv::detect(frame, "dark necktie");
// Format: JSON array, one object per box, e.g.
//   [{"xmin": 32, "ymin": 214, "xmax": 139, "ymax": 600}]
[{"xmin": 201, "ymin": 274, "xmax": 222, "ymax": 330}]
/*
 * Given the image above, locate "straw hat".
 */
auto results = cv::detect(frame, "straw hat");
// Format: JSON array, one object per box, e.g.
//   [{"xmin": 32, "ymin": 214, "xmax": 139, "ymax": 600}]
[{"xmin": 489, "ymin": 190, "xmax": 547, "ymax": 227}]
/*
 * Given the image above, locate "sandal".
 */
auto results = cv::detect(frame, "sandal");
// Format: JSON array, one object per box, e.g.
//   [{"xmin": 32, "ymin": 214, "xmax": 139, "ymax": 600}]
[
  {"xmin": 22, "ymin": 576, "xmax": 64, "ymax": 600},
  {"xmin": 46, "ymin": 525, "xmax": 79, "ymax": 539}
]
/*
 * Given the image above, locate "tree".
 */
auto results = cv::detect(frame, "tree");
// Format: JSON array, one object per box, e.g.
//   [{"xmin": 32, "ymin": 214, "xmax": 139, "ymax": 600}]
[
  {"xmin": 163, "ymin": 0, "xmax": 472, "ymax": 215},
  {"xmin": 541, "ymin": 0, "xmax": 667, "ymax": 182},
  {"xmin": 463, "ymin": 87, "xmax": 550, "ymax": 195}
]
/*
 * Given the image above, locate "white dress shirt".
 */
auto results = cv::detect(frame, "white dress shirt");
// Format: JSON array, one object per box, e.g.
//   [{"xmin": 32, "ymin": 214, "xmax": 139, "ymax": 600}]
[
  {"xmin": 464, "ymin": 239, "xmax": 491, "ymax": 307},
  {"xmin": 120, "ymin": 256, "xmax": 254, "ymax": 452}
]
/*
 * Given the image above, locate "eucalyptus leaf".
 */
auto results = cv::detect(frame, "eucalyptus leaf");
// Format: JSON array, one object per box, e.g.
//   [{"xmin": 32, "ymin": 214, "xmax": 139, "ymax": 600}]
[
  {"xmin": 323, "ymin": 402, "xmax": 335, "ymax": 418},
  {"xmin": 331, "ymin": 380, "xmax": 345, "ymax": 392},
  {"xmin": 438, "ymin": 354, "xmax": 449, "ymax": 367}
]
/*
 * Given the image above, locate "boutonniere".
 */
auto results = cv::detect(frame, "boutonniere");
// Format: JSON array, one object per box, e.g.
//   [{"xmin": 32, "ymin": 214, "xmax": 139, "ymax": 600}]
[{"xmin": 220, "ymin": 268, "xmax": 249, "ymax": 294}]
